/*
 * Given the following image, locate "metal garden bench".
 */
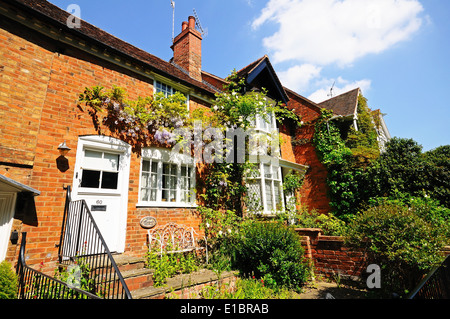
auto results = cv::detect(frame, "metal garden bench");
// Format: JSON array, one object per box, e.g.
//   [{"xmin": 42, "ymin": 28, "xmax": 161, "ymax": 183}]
[{"xmin": 147, "ymin": 223, "xmax": 207, "ymax": 259}]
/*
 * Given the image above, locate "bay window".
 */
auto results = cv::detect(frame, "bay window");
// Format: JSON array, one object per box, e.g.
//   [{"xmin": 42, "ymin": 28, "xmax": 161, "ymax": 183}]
[{"xmin": 246, "ymin": 162, "xmax": 284, "ymax": 214}]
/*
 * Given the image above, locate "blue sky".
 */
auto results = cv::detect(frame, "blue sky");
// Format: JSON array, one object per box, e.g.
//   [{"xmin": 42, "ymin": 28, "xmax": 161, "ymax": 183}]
[{"xmin": 50, "ymin": 0, "xmax": 449, "ymax": 151}]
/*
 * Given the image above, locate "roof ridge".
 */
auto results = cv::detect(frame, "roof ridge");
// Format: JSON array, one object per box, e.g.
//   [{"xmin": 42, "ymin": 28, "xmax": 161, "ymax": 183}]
[{"xmin": 9, "ymin": 0, "xmax": 216, "ymax": 95}]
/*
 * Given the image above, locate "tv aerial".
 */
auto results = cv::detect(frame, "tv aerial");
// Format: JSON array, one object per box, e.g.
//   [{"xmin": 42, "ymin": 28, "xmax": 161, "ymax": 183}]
[
  {"xmin": 193, "ymin": 8, "xmax": 208, "ymax": 38},
  {"xmin": 328, "ymin": 81, "xmax": 336, "ymax": 98},
  {"xmin": 171, "ymin": 0, "xmax": 176, "ymax": 41}
]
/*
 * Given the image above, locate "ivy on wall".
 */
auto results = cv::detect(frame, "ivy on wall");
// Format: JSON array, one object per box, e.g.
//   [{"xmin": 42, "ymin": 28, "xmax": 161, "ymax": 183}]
[{"xmin": 314, "ymin": 94, "xmax": 381, "ymax": 218}]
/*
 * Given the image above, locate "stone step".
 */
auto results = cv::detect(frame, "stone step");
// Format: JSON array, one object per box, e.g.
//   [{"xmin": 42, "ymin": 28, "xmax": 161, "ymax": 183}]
[
  {"xmin": 121, "ymin": 267, "xmax": 154, "ymax": 291},
  {"xmin": 131, "ymin": 269, "xmax": 237, "ymax": 299},
  {"xmin": 113, "ymin": 254, "xmax": 147, "ymax": 273}
]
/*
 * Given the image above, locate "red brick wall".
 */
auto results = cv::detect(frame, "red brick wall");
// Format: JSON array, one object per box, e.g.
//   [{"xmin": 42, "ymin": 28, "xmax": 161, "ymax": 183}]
[
  {"xmin": 296, "ymin": 228, "xmax": 368, "ymax": 281},
  {"xmin": 0, "ymin": 21, "xmax": 205, "ymax": 268},
  {"xmin": 286, "ymin": 91, "xmax": 331, "ymax": 215}
]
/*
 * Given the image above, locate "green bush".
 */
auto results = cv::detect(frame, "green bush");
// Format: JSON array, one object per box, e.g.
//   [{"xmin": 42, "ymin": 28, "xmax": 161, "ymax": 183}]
[
  {"xmin": 146, "ymin": 250, "xmax": 199, "ymax": 287},
  {"xmin": 293, "ymin": 208, "xmax": 348, "ymax": 236},
  {"xmin": 200, "ymin": 277, "xmax": 299, "ymax": 299},
  {"xmin": 346, "ymin": 200, "xmax": 448, "ymax": 297},
  {"xmin": 0, "ymin": 261, "xmax": 18, "ymax": 299},
  {"xmin": 233, "ymin": 221, "xmax": 310, "ymax": 291}
]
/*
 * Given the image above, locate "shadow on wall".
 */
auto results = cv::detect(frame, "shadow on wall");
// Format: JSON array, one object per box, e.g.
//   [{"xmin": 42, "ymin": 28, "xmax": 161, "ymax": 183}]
[{"xmin": 15, "ymin": 192, "xmax": 38, "ymax": 227}]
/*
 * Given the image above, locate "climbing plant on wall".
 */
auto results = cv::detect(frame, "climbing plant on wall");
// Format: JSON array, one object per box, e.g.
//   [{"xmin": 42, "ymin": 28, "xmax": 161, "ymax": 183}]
[
  {"xmin": 78, "ymin": 85, "xmax": 189, "ymax": 154},
  {"xmin": 314, "ymin": 94, "xmax": 381, "ymax": 218},
  {"xmin": 77, "ymin": 71, "xmax": 302, "ymax": 216}
]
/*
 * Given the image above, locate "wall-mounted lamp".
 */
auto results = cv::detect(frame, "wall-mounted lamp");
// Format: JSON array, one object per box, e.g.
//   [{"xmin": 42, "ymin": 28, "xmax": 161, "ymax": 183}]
[
  {"xmin": 10, "ymin": 230, "xmax": 19, "ymax": 245},
  {"xmin": 57, "ymin": 141, "xmax": 70, "ymax": 172},
  {"xmin": 57, "ymin": 141, "xmax": 71, "ymax": 157}
]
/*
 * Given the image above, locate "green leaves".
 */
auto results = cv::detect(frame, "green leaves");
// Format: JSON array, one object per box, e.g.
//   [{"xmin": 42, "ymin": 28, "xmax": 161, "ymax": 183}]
[
  {"xmin": 234, "ymin": 222, "xmax": 310, "ymax": 291},
  {"xmin": 346, "ymin": 199, "xmax": 448, "ymax": 297},
  {"xmin": 78, "ymin": 86, "xmax": 189, "ymax": 154},
  {"xmin": 0, "ymin": 261, "xmax": 18, "ymax": 299}
]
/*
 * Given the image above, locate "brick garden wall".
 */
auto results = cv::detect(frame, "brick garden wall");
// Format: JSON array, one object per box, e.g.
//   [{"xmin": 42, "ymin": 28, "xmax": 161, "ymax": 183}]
[{"xmin": 296, "ymin": 228, "xmax": 368, "ymax": 282}]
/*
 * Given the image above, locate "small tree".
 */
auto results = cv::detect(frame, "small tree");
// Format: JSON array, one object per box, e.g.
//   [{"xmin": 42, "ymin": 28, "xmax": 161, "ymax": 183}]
[
  {"xmin": 0, "ymin": 261, "xmax": 18, "ymax": 299},
  {"xmin": 346, "ymin": 199, "xmax": 448, "ymax": 297}
]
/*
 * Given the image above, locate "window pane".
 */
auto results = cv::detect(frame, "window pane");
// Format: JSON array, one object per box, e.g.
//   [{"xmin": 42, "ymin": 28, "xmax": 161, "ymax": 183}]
[
  {"xmin": 142, "ymin": 160, "xmax": 150, "ymax": 172},
  {"xmin": 101, "ymin": 171, "xmax": 119, "ymax": 189},
  {"xmin": 85, "ymin": 150, "xmax": 102, "ymax": 159},
  {"xmin": 151, "ymin": 162, "xmax": 158, "ymax": 173},
  {"xmin": 264, "ymin": 164, "xmax": 272, "ymax": 179},
  {"xmin": 83, "ymin": 150, "xmax": 103, "ymax": 169},
  {"xmin": 171, "ymin": 164, "xmax": 177, "ymax": 175},
  {"xmin": 163, "ymin": 174, "xmax": 169, "ymax": 188},
  {"xmin": 104, "ymin": 153, "xmax": 119, "ymax": 171},
  {"xmin": 81, "ymin": 169, "xmax": 100, "ymax": 188},
  {"xmin": 141, "ymin": 172, "xmax": 149, "ymax": 188},
  {"xmin": 246, "ymin": 181, "xmax": 263, "ymax": 211},
  {"xmin": 162, "ymin": 189, "xmax": 169, "ymax": 201},
  {"xmin": 274, "ymin": 181, "xmax": 282, "ymax": 210},
  {"xmin": 151, "ymin": 174, "xmax": 157, "ymax": 188},
  {"xmin": 163, "ymin": 163, "xmax": 170, "ymax": 174},
  {"xmin": 273, "ymin": 167, "xmax": 279, "ymax": 180},
  {"xmin": 150, "ymin": 189, "xmax": 156, "ymax": 202},
  {"xmin": 170, "ymin": 176, "xmax": 177, "ymax": 189},
  {"xmin": 265, "ymin": 182, "xmax": 273, "ymax": 211},
  {"xmin": 140, "ymin": 188, "xmax": 149, "ymax": 201}
]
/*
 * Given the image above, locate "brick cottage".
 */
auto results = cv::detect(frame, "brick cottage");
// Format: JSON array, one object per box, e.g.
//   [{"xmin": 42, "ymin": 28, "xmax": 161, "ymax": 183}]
[{"xmin": 0, "ymin": 0, "xmax": 389, "ymax": 275}]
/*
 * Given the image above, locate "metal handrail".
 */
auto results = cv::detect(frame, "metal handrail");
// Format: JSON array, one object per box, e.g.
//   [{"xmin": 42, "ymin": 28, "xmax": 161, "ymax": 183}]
[
  {"xmin": 16, "ymin": 232, "xmax": 100, "ymax": 299},
  {"xmin": 58, "ymin": 186, "xmax": 132, "ymax": 299},
  {"xmin": 408, "ymin": 255, "xmax": 450, "ymax": 299}
]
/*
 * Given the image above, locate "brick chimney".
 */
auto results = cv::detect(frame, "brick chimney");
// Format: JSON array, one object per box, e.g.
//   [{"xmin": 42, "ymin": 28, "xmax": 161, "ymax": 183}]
[{"xmin": 171, "ymin": 16, "xmax": 202, "ymax": 82}]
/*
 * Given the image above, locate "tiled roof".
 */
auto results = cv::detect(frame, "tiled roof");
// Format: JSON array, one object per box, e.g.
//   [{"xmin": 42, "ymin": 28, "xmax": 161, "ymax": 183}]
[
  {"xmin": 318, "ymin": 88, "xmax": 360, "ymax": 117},
  {"xmin": 8, "ymin": 0, "xmax": 218, "ymax": 96}
]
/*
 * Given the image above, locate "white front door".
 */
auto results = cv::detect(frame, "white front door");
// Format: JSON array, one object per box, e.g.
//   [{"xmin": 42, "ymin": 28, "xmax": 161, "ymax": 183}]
[
  {"xmin": 0, "ymin": 192, "xmax": 17, "ymax": 262},
  {"xmin": 72, "ymin": 136, "xmax": 131, "ymax": 253}
]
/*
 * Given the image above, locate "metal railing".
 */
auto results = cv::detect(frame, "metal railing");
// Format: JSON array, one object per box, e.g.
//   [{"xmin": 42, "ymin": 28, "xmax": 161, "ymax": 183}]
[
  {"xmin": 16, "ymin": 232, "xmax": 100, "ymax": 299},
  {"xmin": 408, "ymin": 255, "xmax": 450, "ymax": 299},
  {"xmin": 57, "ymin": 186, "xmax": 132, "ymax": 299}
]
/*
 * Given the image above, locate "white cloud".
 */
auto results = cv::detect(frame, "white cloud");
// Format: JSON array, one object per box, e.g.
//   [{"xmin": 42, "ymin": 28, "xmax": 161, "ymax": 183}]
[
  {"xmin": 253, "ymin": 0, "xmax": 424, "ymax": 66},
  {"xmin": 308, "ymin": 77, "xmax": 372, "ymax": 103},
  {"xmin": 278, "ymin": 64, "xmax": 322, "ymax": 92},
  {"xmin": 253, "ymin": 0, "xmax": 423, "ymax": 100}
]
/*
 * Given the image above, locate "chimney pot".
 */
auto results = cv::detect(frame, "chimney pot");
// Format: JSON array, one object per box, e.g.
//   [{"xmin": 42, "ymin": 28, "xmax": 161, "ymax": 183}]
[
  {"xmin": 182, "ymin": 21, "xmax": 188, "ymax": 31},
  {"xmin": 188, "ymin": 16, "xmax": 196, "ymax": 29}
]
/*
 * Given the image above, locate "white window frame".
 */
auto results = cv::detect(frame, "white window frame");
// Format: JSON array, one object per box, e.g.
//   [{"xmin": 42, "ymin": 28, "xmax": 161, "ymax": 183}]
[
  {"xmin": 137, "ymin": 148, "xmax": 196, "ymax": 208},
  {"xmin": 254, "ymin": 111, "xmax": 276, "ymax": 133},
  {"xmin": 0, "ymin": 192, "xmax": 17, "ymax": 262},
  {"xmin": 246, "ymin": 162, "xmax": 284, "ymax": 215},
  {"xmin": 74, "ymin": 136, "xmax": 131, "ymax": 197},
  {"xmin": 154, "ymin": 80, "xmax": 190, "ymax": 110}
]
